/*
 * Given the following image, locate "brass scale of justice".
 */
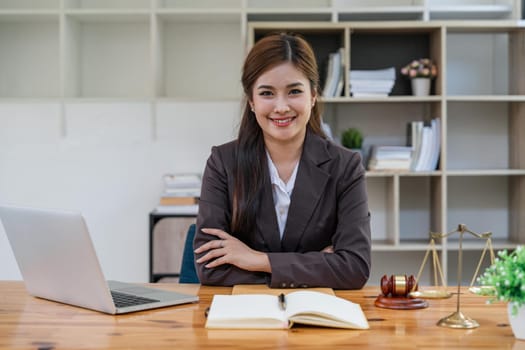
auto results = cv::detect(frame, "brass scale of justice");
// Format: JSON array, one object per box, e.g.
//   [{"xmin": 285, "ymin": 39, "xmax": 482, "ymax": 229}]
[{"xmin": 375, "ymin": 224, "xmax": 496, "ymax": 329}]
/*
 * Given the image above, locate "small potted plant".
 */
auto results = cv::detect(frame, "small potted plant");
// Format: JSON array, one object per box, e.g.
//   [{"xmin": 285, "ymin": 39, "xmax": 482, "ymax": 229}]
[
  {"xmin": 341, "ymin": 127, "xmax": 363, "ymax": 151},
  {"xmin": 478, "ymin": 246, "xmax": 525, "ymax": 339},
  {"xmin": 400, "ymin": 58, "xmax": 438, "ymax": 96}
]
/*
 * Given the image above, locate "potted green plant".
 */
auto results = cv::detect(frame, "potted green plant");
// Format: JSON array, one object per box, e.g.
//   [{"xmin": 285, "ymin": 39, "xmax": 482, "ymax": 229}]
[
  {"xmin": 479, "ymin": 246, "xmax": 525, "ymax": 339},
  {"xmin": 341, "ymin": 127, "xmax": 363, "ymax": 150}
]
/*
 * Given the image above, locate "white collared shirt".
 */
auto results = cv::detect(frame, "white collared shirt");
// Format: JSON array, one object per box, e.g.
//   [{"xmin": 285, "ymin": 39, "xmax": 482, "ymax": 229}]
[{"xmin": 266, "ymin": 151, "xmax": 299, "ymax": 239}]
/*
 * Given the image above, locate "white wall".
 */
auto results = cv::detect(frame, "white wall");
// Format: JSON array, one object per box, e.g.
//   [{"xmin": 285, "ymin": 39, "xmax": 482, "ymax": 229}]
[{"xmin": 0, "ymin": 100, "xmax": 241, "ymax": 281}]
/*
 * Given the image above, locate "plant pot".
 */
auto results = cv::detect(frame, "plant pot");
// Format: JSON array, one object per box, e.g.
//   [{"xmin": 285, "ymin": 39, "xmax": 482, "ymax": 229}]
[
  {"xmin": 411, "ymin": 78, "xmax": 431, "ymax": 96},
  {"xmin": 508, "ymin": 302, "xmax": 525, "ymax": 340}
]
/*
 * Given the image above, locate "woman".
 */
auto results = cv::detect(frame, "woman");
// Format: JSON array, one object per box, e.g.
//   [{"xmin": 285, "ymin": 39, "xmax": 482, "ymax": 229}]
[{"xmin": 193, "ymin": 33, "xmax": 371, "ymax": 289}]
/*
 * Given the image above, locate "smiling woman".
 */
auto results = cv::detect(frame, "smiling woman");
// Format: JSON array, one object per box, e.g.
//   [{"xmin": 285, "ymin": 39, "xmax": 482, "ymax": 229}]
[{"xmin": 193, "ymin": 33, "xmax": 371, "ymax": 290}]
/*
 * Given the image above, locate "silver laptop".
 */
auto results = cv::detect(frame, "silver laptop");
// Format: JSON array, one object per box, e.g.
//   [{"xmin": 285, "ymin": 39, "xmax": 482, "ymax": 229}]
[{"xmin": 0, "ymin": 205, "xmax": 198, "ymax": 314}]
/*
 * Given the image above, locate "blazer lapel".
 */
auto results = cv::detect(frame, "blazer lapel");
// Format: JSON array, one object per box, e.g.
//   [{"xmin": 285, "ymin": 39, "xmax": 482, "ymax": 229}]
[
  {"xmin": 281, "ymin": 131, "xmax": 331, "ymax": 251},
  {"xmin": 256, "ymin": 172, "xmax": 282, "ymax": 252}
]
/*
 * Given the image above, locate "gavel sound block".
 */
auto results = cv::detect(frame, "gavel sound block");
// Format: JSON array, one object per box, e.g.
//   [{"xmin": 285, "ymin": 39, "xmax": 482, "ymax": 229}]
[{"xmin": 375, "ymin": 275, "xmax": 429, "ymax": 310}]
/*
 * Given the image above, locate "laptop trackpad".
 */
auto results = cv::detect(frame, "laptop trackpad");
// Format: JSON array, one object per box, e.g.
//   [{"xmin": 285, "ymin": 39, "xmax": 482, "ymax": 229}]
[{"xmin": 108, "ymin": 280, "xmax": 173, "ymax": 297}]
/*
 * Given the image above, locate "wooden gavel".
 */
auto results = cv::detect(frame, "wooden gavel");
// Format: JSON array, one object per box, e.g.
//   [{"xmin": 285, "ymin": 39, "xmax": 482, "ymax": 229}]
[{"xmin": 380, "ymin": 274, "xmax": 418, "ymax": 297}]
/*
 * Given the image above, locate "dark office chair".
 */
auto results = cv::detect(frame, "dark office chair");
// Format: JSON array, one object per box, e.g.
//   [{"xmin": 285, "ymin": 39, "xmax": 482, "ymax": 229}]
[{"xmin": 179, "ymin": 223, "xmax": 199, "ymax": 283}]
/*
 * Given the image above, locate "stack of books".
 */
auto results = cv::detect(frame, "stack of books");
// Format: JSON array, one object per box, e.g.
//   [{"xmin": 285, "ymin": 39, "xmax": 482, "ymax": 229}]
[
  {"xmin": 349, "ymin": 67, "xmax": 395, "ymax": 97},
  {"xmin": 155, "ymin": 173, "xmax": 201, "ymax": 214},
  {"xmin": 367, "ymin": 145, "xmax": 413, "ymax": 171}
]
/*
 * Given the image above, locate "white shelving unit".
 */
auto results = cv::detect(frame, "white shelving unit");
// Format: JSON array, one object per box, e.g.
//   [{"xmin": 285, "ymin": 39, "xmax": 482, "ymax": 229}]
[
  {"xmin": 249, "ymin": 18, "xmax": 525, "ymax": 284},
  {"xmin": 1, "ymin": 0, "xmax": 524, "ymax": 285}
]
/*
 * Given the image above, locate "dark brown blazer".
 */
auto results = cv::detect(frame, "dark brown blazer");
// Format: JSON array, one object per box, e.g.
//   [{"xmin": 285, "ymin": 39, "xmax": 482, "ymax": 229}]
[{"xmin": 194, "ymin": 130, "xmax": 371, "ymax": 289}]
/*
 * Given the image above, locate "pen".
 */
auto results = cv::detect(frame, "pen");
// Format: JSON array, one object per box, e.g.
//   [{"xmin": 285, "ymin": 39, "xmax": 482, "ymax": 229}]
[{"xmin": 278, "ymin": 293, "xmax": 286, "ymax": 311}]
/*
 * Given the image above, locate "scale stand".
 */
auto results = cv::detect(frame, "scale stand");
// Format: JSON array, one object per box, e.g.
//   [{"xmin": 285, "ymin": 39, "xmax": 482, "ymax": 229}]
[{"xmin": 437, "ymin": 224, "xmax": 492, "ymax": 329}]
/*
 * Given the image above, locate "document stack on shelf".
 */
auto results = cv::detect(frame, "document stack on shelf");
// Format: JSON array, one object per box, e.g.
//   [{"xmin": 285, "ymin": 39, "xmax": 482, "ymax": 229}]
[
  {"xmin": 322, "ymin": 48, "xmax": 345, "ymax": 98},
  {"xmin": 349, "ymin": 67, "xmax": 395, "ymax": 97},
  {"xmin": 408, "ymin": 118, "xmax": 441, "ymax": 172},
  {"xmin": 367, "ymin": 145, "xmax": 413, "ymax": 171},
  {"xmin": 154, "ymin": 173, "xmax": 201, "ymax": 215}
]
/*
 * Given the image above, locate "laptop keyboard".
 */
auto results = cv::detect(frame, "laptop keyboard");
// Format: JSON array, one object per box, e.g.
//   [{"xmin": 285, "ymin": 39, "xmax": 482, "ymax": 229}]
[{"xmin": 110, "ymin": 290, "xmax": 160, "ymax": 308}]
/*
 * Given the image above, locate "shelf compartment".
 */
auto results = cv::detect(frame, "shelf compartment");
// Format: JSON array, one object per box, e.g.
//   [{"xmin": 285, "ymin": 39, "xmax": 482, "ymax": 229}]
[
  {"xmin": 446, "ymin": 101, "xmax": 519, "ymax": 170},
  {"xmin": 247, "ymin": 10, "xmax": 333, "ymax": 22},
  {"xmin": 246, "ymin": 0, "xmax": 332, "ymax": 21},
  {"xmin": 63, "ymin": 14, "xmax": 150, "ymax": 98},
  {"xmin": 350, "ymin": 26, "xmax": 442, "ymax": 96},
  {"xmin": 446, "ymin": 27, "xmax": 525, "ymax": 95},
  {"xmin": 335, "ymin": 1, "xmax": 425, "ymax": 22},
  {"xmin": 447, "ymin": 175, "xmax": 524, "ymax": 245},
  {"xmin": 429, "ymin": 3, "xmax": 514, "ymax": 20},
  {"xmin": 0, "ymin": 0, "xmax": 58, "ymax": 9},
  {"xmin": 368, "ymin": 176, "xmax": 397, "ymax": 245},
  {"xmin": 0, "ymin": 17, "xmax": 59, "ymax": 98},
  {"xmin": 159, "ymin": 0, "xmax": 240, "ymax": 9},
  {"xmin": 247, "ymin": 0, "xmax": 329, "ymax": 8},
  {"xmin": 156, "ymin": 15, "xmax": 242, "ymax": 99},
  {"xmin": 332, "ymin": 102, "xmax": 441, "ymax": 161},
  {"xmin": 399, "ymin": 175, "xmax": 443, "ymax": 243},
  {"xmin": 64, "ymin": 0, "xmax": 150, "ymax": 10},
  {"xmin": 155, "ymin": 10, "xmax": 242, "ymax": 23}
]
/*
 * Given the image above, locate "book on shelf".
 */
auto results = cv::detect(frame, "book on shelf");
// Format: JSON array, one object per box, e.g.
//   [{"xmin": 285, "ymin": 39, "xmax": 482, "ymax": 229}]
[
  {"xmin": 157, "ymin": 173, "xmax": 202, "ymax": 213},
  {"xmin": 154, "ymin": 204, "xmax": 198, "ymax": 215},
  {"xmin": 159, "ymin": 196, "xmax": 199, "ymax": 206},
  {"xmin": 407, "ymin": 121, "xmax": 424, "ymax": 170},
  {"xmin": 367, "ymin": 145, "xmax": 412, "ymax": 171},
  {"xmin": 163, "ymin": 173, "xmax": 202, "ymax": 190},
  {"xmin": 322, "ymin": 48, "xmax": 344, "ymax": 98},
  {"xmin": 205, "ymin": 291, "xmax": 369, "ymax": 330},
  {"xmin": 411, "ymin": 118, "xmax": 441, "ymax": 172}
]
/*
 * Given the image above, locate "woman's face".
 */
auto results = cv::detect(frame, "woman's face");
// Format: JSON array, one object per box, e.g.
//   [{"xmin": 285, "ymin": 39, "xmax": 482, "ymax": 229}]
[{"xmin": 250, "ymin": 62, "xmax": 316, "ymax": 145}]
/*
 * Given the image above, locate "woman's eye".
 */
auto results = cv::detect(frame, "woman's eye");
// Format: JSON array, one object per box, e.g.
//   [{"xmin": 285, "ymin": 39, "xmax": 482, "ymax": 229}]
[
  {"xmin": 259, "ymin": 91, "xmax": 273, "ymax": 96},
  {"xmin": 290, "ymin": 89, "xmax": 303, "ymax": 95}
]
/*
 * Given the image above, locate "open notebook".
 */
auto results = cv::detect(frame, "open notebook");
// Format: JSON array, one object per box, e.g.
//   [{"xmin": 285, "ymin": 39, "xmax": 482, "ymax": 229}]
[
  {"xmin": 0, "ymin": 205, "xmax": 198, "ymax": 314},
  {"xmin": 206, "ymin": 290, "xmax": 369, "ymax": 330}
]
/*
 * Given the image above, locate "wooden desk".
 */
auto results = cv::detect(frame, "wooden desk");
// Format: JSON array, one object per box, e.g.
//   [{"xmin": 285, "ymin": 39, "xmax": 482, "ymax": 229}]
[{"xmin": 0, "ymin": 282, "xmax": 522, "ymax": 349}]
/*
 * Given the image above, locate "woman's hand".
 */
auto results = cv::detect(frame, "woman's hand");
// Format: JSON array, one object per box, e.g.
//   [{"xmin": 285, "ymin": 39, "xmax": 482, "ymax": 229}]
[
  {"xmin": 194, "ymin": 228, "xmax": 271, "ymax": 273},
  {"xmin": 321, "ymin": 245, "xmax": 334, "ymax": 253}
]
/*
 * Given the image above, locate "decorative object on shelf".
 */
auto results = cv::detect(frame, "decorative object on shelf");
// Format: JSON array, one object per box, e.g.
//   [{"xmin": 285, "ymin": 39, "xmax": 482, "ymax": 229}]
[
  {"xmin": 411, "ymin": 78, "xmax": 431, "ymax": 96},
  {"xmin": 341, "ymin": 127, "xmax": 363, "ymax": 150},
  {"xmin": 479, "ymin": 246, "xmax": 525, "ymax": 339},
  {"xmin": 341, "ymin": 127, "xmax": 364, "ymax": 160},
  {"xmin": 400, "ymin": 58, "xmax": 437, "ymax": 96},
  {"xmin": 426, "ymin": 224, "xmax": 492, "ymax": 329},
  {"xmin": 375, "ymin": 274, "xmax": 429, "ymax": 310}
]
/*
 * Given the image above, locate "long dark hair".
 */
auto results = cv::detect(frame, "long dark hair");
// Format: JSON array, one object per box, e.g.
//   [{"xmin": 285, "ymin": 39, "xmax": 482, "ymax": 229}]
[{"xmin": 231, "ymin": 32, "xmax": 326, "ymax": 237}]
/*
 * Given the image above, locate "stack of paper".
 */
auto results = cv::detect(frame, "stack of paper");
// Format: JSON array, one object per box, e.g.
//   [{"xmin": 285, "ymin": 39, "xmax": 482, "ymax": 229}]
[
  {"xmin": 367, "ymin": 145, "xmax": 413, "ymax": 171},
  {"xmin": 349, "ymin": 67, "xmax": 395, "ymax": 97},
  {"xmin": 155, "ymin": 173, "xmax": 201, "ymax": 214}
]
